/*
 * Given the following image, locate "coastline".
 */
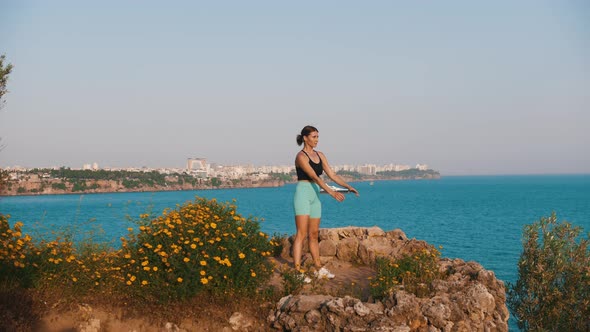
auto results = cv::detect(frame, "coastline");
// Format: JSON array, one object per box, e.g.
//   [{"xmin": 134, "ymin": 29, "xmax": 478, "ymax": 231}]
[{"xmin": 0, "ymin": 173, "xmax": 441, "ymax": 197}]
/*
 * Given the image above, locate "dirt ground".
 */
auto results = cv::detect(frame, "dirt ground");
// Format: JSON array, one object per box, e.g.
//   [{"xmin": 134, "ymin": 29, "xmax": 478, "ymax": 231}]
[{"xmin": 1, "ymin": 257, "xmax": 376, "ymax": 332}]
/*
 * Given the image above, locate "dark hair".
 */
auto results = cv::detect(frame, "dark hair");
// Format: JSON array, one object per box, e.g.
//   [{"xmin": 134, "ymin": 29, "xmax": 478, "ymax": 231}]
[{"xmin": 296, "ymin": 125, "xmax": 318, "ymax": 146}]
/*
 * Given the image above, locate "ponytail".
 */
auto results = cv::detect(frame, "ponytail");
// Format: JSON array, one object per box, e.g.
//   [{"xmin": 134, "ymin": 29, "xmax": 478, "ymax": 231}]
[{"xmin": 296, "ymin": 134, "xmax": 304, "ymax": 146}]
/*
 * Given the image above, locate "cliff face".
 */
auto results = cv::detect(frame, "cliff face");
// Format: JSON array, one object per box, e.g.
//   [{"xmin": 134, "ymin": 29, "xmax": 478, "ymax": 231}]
[
  {"xmin": 269, "ymin": 227, "xmax": 509, "ymax": 331},
  {"xmin": 0, "ymin": 178, "xmax": 285, "ymax": 196}
]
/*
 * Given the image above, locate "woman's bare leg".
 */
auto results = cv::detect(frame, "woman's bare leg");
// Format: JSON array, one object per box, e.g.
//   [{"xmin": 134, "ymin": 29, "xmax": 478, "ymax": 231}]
[
  {"xmin": 293, "ymin": 215, "xmax": 310, "ymax": 269},
  {"xmin": 308, "ymin": 218, "xmax": 321, "ymax": 268}
]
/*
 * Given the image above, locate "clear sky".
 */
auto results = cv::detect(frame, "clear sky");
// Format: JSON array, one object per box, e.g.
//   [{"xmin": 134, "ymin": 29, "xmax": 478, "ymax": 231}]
[{"xmin": 0, "ymin": 1, "xmax": 588, "ymax": 175}]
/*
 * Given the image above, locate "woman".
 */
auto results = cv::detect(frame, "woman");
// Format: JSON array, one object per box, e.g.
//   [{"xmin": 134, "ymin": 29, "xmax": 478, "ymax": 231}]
[{"xmin": 293, "ymin": 125, "xmax": 359, "ymax": 280}]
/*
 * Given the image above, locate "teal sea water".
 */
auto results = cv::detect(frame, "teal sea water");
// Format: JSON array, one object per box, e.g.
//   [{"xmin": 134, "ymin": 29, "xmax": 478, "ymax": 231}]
[{"xmin": 2, "ymin": 175, "xmax": 589, "ymax": 330}]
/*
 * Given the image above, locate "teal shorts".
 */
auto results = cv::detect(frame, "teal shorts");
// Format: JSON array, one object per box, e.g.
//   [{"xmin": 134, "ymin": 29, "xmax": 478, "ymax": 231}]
[{"xmin": 293, "ymin": 181, "xmax": 322, "ymax": 218}]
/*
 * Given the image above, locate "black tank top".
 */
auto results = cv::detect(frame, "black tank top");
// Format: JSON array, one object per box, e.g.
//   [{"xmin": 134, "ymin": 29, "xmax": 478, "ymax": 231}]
[{"xmin": 296, "ymin": 150, "xmax": 323, "ymax": 181}]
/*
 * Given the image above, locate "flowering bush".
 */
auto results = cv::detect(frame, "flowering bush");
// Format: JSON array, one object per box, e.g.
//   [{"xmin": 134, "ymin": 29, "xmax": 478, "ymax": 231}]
[
  {"xmin": 116, "ymin": 197, "xmax": 276, "ymax": 301},
  {"xmin": 0, "ymin": 214, "xmax": 33, "ymax": 285},
  {"xmin": 370, "ymin": 245, "xmax": 441, "ymax": 299},
  {"xmin": 0, "ymin": 197, "xmax": 280, "ymax": 304},
  {"xmin": 1, "ymin": 213, "xmax": 119, "ymax": 293}
]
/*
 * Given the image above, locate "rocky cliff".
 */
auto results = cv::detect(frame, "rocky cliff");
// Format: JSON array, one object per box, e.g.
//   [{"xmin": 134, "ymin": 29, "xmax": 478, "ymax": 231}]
[
  {"xmin": 269, "ymin": 227, "xmax": 509, "ymax": 331},
  {"xmin": 0, "ymin": 178, "xmax": 285, "ymax": 196}
]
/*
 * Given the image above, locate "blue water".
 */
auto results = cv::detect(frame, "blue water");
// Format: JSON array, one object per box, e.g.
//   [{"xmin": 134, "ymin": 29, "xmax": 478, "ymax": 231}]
[{"xmin": 1, "ymin": 175, "xmax": 589, "ymax": 330}]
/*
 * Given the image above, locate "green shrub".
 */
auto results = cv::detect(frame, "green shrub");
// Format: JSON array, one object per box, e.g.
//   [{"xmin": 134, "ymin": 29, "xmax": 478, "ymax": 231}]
[
  {"xmin": 51, "ymin": 182, "xmax": 67, "ymax": 190},
  {"xmin": 370, "ymin": 245, "xmax": 441, "ymax": 299},
  {"xmin": 507, "ymin": 213, "xmax": 590, "ymax": 332},
  {"xmin": 71, "ymin": 181, "xmax": 87, "ymax": 192},
  {"xmin": 1, "ymin": 212, "xmax": 117, "ymax": 293},
  {"xmin": 279, "ymin": 265, "xmax": 307, "ymax": 296},
  {"xmin": 117, "ymin": 197, "xmax": 275, "ymax": 302},
  {"xmin": 269, "ymin": 233, "xmax": 287, "ymax": 258}
]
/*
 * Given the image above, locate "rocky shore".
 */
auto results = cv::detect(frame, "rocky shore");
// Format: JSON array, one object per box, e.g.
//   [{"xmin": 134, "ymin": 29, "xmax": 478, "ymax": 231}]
[{"xmin": 268, "ymin": 226, "xmax": 509, "ymax": 331}]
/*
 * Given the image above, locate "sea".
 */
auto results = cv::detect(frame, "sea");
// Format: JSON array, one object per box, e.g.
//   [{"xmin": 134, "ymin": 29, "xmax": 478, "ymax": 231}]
[{"xmin": 1, "ymin": 174, "xmax": 589, "ymax": 331}]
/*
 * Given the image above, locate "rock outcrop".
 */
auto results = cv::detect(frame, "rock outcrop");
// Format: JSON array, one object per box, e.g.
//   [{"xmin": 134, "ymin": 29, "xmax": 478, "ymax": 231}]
[{"xmin": 269, "ymin": 227, "xmax": 509, "ymax": 331}]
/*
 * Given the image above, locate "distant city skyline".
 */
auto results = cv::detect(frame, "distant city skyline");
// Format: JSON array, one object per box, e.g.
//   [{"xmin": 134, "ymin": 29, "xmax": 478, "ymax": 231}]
[
  {"xmin": 1, "ymin": 1, "xmax": 588, "ymax": 175},
  {"xmin": 3, "ymin": 159, "xmax": 430, "ymax": 172}
]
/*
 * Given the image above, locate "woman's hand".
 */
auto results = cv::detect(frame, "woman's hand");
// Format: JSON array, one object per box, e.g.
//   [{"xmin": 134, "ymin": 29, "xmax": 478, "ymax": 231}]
[
  {"xmin": 348, "ymin": 187, "xmax": 359, "ymax": 197},
  {"xmin": 330, "ymin": 190, "xmax": 345, "ymax": 202}
]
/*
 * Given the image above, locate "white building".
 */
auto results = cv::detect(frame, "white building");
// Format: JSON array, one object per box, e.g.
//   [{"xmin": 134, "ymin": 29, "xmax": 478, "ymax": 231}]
[
  {"xmin": 187, "ymin": 158, "xmax": 209, "ymax": 178},
  {"xmin": 358, "ymin": 164, "xmax": 377, "ymax": 175},
  {"xmin": 416, "ymin": 164, "xmax": 429, "ymax": 171}
]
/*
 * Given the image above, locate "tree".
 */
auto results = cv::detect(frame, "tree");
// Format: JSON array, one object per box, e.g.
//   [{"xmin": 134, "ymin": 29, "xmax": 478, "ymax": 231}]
[
  {"xmin": 0, "ymin": 54, "xmax": 13, "ymax": 188},
  {"xmin": 0, "ymin": 54, "xmax": 13, "ymax": 110},
  {"xmin": 210, "ymin": 177, "xmax": 222, "ymax": 187},
  {"xmin": 507, "ymin": 213, "xmax": 590, "ymax": 331}
]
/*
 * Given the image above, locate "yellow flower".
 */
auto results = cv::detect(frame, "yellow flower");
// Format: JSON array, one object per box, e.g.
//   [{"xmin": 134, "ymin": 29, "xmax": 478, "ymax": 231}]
[
  {"xmin": 239, "ymin": 253, "xmax": 245, "ymax": 259},
  {"xmin": 72, "ymin": 277, "xmax": 78, "ymax": 282},
  {"xmin": 190, "ymin": 243, "xmax": 197, "ymax": 249},
  {"xmin": 177, "ymin": 277, "xmax": 183, "ymax": 283},
  {"xmin": 126, "ymin": 281, "xmax": 132, "ymax": 285},
  {"xmin": 200, "ymin": 260, "xmax": 207, "ymax": 266},
  {"xmin": 183, "ymin": 257, "xmax": 190, "ymax": 263},
  {"xmin": 200, "ymin": 270, "xmax": 206, "ymax": 276},
  {"xmin": 210, "ymin": 222, "xmax": 217, "ymax": 229},
  {"xmin": 142, "ymin": 280, "xmax": 148, "ymax": 285},
  {"xmin": 141, "ymin": 260, "xmax": 149, "ymax": 266},
  {"xmin": 200, "ymin": 278, "xmax": 208, "ymax": 285},
  {"xmin": 143, "ymin": 266, "xmax": 150, "ymax": 271},
  {"xmin": 153, "ymin": 267, "xmax": 158, "ymax": 271},
  {"xmin": 251, "ymin": 272, "xmax": 256, "ymax": 277},
  {"xmin": 130, "ymin": 275, "xmax": 136, "ymax": 281}
]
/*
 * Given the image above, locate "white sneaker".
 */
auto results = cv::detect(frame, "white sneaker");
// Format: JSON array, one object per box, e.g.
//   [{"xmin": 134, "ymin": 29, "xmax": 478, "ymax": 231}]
[
  {"xmin": 299, "ymin": 273, "xmax": 312, "ymax": 284},
  {"xmin": 315, "ymin": 267, "xmax": 335, "ymax": 279}
]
